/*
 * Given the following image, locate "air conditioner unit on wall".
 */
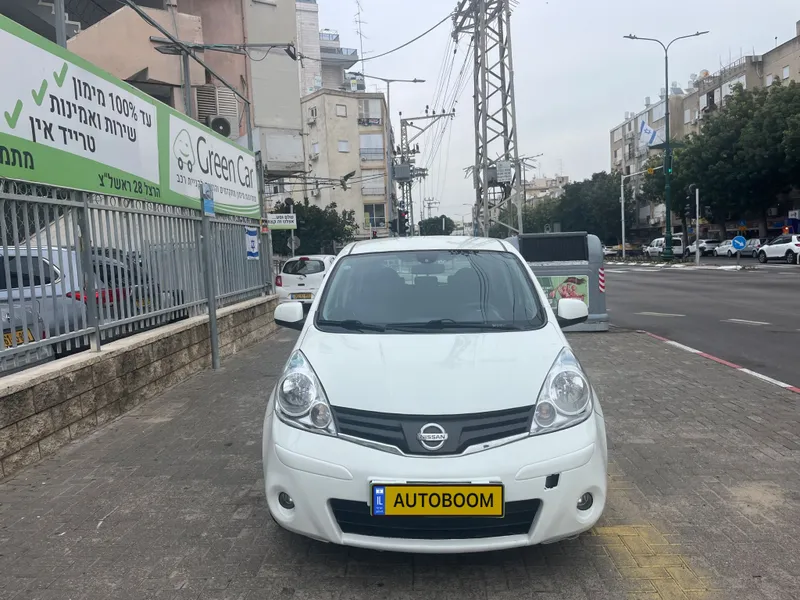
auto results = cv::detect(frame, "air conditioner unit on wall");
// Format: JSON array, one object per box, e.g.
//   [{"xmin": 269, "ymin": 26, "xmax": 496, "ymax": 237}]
[
  {"xmin": 197, "ymin": 86, "xmax": 239, "ymax": 138},
  {"xmin": 207, "ymin": 115, "xmax": 235, "ymax": 139}
]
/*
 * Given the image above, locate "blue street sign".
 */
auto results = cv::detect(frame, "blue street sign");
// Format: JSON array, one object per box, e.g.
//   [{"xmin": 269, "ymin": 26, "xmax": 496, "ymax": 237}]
[
  {"xmin": 732, "ymin": 236, "xmax": 746, "ymax": 251},
  {"xmin": 738, "ymin": 219, "xmax": 746, "ymax": 227}
]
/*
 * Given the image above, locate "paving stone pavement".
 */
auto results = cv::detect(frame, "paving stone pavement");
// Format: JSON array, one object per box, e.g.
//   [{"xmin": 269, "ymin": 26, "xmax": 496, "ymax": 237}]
[{"xmin": 1, "ymin": 329, "xmax": 799, "ymax": 600}]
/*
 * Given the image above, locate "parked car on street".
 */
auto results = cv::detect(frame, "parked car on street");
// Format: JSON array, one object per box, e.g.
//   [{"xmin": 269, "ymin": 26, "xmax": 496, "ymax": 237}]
[
  {"xmin": 714, "ymin": 240, "xmax": 736, "ymax": 256},
  {"xmin": 263, "ymin": 236, "xmax": 608, "ymax": 552},
  {"xmin": 684, "ymin": 239, "xmax": 720, "ymax": 257},
  {"xmin": 743, "ymin": 238, "xmax": 767, "ymax": 258},
  {"xmin": 645, "ymin": 237, "xmax": 684, "ymax": 258},
  {"xmin": 1, "ymin": 304, "xmax": 53, "ymax": 374},
  {"xmin": 275, "ymin": 255, "xmax": 336, "ymax": 306},
  {"xmin": 757, "ymin": 234, "xmax": 800, "ymax": 264}
]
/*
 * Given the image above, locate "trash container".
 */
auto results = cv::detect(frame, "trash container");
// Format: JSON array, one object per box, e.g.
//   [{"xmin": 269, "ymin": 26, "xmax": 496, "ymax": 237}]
[{"xmin": 506, "ymin": 232, "xmax": 609, "ymax": 332}]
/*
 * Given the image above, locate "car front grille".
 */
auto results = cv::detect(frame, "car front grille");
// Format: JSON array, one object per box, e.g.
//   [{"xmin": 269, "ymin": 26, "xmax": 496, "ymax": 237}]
[
  {"xmin": 330, "ymin": 405, "xmax": 534, "ymax": 456},
  {"xmin": 329, "ymin": 499, "xmax": 541, "ymax": 540}
]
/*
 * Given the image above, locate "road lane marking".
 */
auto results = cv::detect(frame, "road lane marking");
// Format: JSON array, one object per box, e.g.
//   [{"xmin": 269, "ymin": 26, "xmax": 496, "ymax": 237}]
[
  {"xmin": 738, "ymin": 368, "xmax": 793, "ymax": 389},
  {"xmin": 723, "ymin": 318, "xmax": 770, "ymax": 326},
  {"xmin": 604, "ymin": 269, "xmax": 630, "ymax": 273},
  {"xmin": 635, "ymin": 312, "xmax": 685, "ymax": 317},
  {"xmin": 666, "ymin": 341, "xmax": 700, "ymax": 353}
]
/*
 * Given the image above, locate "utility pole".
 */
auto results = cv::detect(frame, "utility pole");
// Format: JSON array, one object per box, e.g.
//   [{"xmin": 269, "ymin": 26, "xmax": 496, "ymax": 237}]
[
  {"xmin": 453, "ymin": 0, "xmax": 522, "ymax": 237},
  {"xmin": 54, "ymin": 0, "xmax": 67, "ymax": 48},
  {"xmin": 349, "ymin": 73, "xmax": 424, "ymax": 235},
  {"xmin": 624, "ymin": 30, "xmax": 709, "ymax": 260},
  {"xmin": 396, "ymin": 111, "xmax": 454, "ymax": 236}
]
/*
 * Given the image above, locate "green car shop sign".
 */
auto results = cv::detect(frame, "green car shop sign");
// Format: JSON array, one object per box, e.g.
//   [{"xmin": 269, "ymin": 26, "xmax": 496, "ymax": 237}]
[{"xmin": 0, "ymin": 15, "xmax": 258, "ymax": 218}]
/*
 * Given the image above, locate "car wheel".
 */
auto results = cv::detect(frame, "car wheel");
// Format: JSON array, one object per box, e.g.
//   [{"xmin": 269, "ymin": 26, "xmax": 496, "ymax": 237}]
[
  {"xmin": 727, "ymin": 250, "xmax": 732, "ymax": 257},
  {"xmin": 786, "ymin": 251, "xmax": 797, "ymax": 265},
  {"xmin": 758, "ymin": 251, "xmax": 768, "ymax": 264}
]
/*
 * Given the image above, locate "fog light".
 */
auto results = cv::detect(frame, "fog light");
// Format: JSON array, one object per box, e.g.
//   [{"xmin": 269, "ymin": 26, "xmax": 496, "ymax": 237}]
[
  {"xmin": 278, "ymin": 492, "xmax": 295, "ymax": 509},
  {"xmin": 577, "ymin": 492, "xmax": 593, "ymax": 511},
  {"xmin": 534, "ymin": 401, "xmax": 556, "ymax": 427},
  {"xmin": 310, "ymin": 403, "xmax": 332, "ymax": 428}
]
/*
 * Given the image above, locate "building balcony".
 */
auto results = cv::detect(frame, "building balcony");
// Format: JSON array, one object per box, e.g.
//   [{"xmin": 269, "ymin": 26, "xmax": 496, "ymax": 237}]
[
  {"xmin": 362, "ymin": 186, "xmax": 386, "ymax": 196},
  {"xmin": 320, "ymin": 46, "xmax": 359, "ymax": 68},
  {"xmin": 358, "ymin": 117, "xmax": 383, "ymax": 127},
  {"xmin": 319, "ymin": 31, "xmax": 339, "ymax": 42}
]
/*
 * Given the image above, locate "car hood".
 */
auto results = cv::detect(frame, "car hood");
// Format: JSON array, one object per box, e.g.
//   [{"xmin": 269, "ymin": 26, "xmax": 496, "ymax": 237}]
[{"xmin": 298, "ymin": 323, "xmax": 565, "ymax": 415}]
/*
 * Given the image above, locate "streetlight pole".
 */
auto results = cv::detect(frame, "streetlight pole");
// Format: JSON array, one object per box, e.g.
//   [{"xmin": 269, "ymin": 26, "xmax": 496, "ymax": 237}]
[
  {"xmin": 624, "ymin": 31, "xmax": 708, "ymax": 260},
  {"xmin": 350, "ymin": 72, "xmax": 425, "ymax": 236}
]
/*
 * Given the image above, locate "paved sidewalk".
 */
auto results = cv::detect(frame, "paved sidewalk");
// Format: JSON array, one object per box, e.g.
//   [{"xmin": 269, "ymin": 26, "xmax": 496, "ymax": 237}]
[{"xmin": 1, "ymin": 329, "xmax": 799, "ymax": 600}]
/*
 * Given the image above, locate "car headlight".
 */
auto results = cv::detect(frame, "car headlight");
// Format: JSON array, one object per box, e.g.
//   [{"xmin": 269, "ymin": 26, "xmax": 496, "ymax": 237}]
[
  {"xmin": 531, "ymin": 347, "xmax": 593, "ymax": 435},
  {"xmin": 275, "ymin": 350, "xmax": 337, "ymax": 435}
]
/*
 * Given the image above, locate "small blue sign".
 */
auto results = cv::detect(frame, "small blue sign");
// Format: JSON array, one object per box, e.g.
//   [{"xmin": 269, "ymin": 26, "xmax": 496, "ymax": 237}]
[
  {"xmin": 738, "ymin": 219, "xmax": 746, "ymax": 227},
  {"xmin": 200, "ymin": 183, "xmax": 215, "ymax": 216},
  {"xmin": 732, "ymin": 236, "xmax": 746, "ymax": 251},
  {"xmin": 372, "ymin": 485, "xmax": 385, "ymax": 516}
]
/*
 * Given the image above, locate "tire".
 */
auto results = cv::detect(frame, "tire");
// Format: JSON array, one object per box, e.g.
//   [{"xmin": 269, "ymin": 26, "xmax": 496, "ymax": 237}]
[
  {"xmin": 758, "ymin": 251, "xmax": 768, "ymax": 264},
  {"xmin": 786, "ymin": 251, "xmax": 797, "ymax": 265},
  {"xmin": 727, "ymin": 250, "xmax": 732, "ymax": 257}
]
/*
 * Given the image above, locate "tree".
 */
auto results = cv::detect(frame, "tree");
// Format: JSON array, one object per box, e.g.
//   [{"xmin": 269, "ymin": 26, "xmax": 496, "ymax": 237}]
[
  {"xmin": 269, "ymin": 199, "xmax": 357, "ymax": 255},
  {"xmin": 419, "ymin": 215, "xmax": 456, "ymax": 236},
  {"xmin": 557, "ymin": 171, "xmax": 634, "ymax": 244}
]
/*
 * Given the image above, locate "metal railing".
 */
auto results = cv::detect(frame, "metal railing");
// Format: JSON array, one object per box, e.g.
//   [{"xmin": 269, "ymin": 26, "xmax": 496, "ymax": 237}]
[
  {"xmin": 0, "ymin": 178, "xmax": 270, "ymax": 375},
  {"xmin": 359, "ymin": 148, "xmax": 385, "ymax": 161},
  {"xmin": 320, "ymin": 46, "xmax": 358, "ymax": 56}
]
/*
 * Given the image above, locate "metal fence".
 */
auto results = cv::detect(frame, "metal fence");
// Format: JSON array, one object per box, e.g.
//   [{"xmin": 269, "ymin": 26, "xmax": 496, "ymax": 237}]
[{"xmin": 1, "ymin": 177, "xmax": 271, "ymax": 375}]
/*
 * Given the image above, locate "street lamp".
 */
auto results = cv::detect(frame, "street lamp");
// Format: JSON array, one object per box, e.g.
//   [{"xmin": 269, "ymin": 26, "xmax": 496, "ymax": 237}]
[
  {"xmin": 349, "ymin": 72, "xmax": 425, "ymax": 234},
  {"xmin": 624, "ymin": 30, "xmax": 709, "ymax": 260}
]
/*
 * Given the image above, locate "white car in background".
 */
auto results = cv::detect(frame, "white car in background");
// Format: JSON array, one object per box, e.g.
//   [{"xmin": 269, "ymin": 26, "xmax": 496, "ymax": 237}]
[
  {"xmin": 757, "ymin": 234, "xmax": 800, "ymax": 264},
  {"xmin": 263, "ymin": 236, "xmax": 607, "ymax": 553},
  {"xmin": 275, "ymin": 255, "xmax": 336, "ymax": 306},
  {"xmin": 714, "ymin": 240, "xmax": 735, "ymax": 256}
]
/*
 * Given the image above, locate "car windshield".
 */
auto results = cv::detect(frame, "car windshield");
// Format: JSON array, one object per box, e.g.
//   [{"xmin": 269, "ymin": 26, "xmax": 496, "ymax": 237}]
[{"xmin": 315, "ymin": 249, "xmax": 546, "ymax": 333}]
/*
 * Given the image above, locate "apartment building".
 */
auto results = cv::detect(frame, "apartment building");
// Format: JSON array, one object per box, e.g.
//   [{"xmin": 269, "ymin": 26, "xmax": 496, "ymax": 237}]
[
  {"xmin": 293, "ymin": 90, "xmax": 390, "ymax": 239},
  {"xmin": 524, "ymin": 175, "xmax": 570, "ymax": 203},
  {"xmin": 296, "ymin": 0, "xmax": 359, "ymax": 96},
  {"xmin": 609, "ymin": 18, "xmax": 800, "ymax": 231},
  {"xmin": 3, "ymin": 0, "xmax": 305, "ymax": 178}
]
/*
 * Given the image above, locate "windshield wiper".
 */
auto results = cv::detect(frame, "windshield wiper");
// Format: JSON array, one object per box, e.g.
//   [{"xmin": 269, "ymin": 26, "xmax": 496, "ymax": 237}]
[
  {"xmin": 385, "ymin": 319, "xmax": 521, "ymax": 331},
  {"xmin": 316, "ymin": 319, "xmax": 386, "ymax": 332}
]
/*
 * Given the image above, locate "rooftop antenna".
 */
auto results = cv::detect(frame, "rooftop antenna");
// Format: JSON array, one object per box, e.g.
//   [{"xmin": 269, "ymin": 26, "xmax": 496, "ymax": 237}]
[{"xmin": 355, "ymin": 0, "xmax": 366, "ymax": 76}]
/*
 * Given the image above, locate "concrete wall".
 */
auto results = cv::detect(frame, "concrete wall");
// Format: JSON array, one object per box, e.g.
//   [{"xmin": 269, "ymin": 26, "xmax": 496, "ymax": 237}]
[
  {"xmin": 296, "ymin": 1, "xmax": 321, "ymax": 95},
  {"xmin": 178, "ymin": 0, "xmax": 247, "ymax": 99},
  {"xmin": 67, "ymin": 6, "xmax": 205, "ymax": 93},
  {"xmin": 0, "ymin": 296, "xmax": 278, "ymax": 480},
  {"xmin": 245, "ymin": 0, "xmax": 301, "ymax": 132}
]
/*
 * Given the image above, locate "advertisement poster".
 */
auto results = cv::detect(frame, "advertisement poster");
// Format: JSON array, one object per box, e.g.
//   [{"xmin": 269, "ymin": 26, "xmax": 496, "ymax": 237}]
[
  {"xmin": 266, "ymin": 213, "xmax": 297, "ymax": 230},
  {"xmin": 536, "ymin": 275, "xmax": 589, "ymax": 310},
  {"xmin": 0, "ymin": 14, "xmax": 258, "ymax": 218}
]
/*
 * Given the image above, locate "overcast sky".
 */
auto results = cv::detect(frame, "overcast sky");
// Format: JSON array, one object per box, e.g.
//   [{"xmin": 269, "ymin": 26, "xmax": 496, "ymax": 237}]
[{"xmin": 317, "ymin": 0, "xmax": 799, "ymax": 220}]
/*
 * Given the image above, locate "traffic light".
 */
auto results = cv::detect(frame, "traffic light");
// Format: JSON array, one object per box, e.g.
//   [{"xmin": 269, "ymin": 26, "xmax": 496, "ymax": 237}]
[
  {"xmin": 665, "ymin": 151, "xmax": 673, "ymax": 175},
  {"xmin": 398, "ymin": 210, "xmax": 408, "ymax": 236},
  {"xmin": 684, "ymin": 204, "xmax": 691, "ymax": 218}
]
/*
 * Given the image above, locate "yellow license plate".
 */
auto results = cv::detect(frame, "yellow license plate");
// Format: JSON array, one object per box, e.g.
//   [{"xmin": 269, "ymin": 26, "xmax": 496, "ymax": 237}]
[
  {"xmin": 371, "ymin": 483, "xmax": 504, "ymax": 517},
  {"xmin": 3, "ymin": 329, "xmax": 34, "ymax": 348},
  {"xmin": 291, "ymin": 293, "xmax": 312, "ymax": 300}
]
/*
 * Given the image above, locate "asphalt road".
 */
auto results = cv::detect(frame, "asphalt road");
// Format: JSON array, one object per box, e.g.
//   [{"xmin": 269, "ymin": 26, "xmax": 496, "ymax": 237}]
[{"xmin": 605, "ymin": 261, "xmax": 800, "ymax": 387}]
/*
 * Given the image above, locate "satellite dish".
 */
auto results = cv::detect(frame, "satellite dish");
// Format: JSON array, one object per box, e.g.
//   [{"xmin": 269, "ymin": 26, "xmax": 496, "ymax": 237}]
[{"xmin": 209, "ymin": 116, "xmax": 232, "ymax": 138}]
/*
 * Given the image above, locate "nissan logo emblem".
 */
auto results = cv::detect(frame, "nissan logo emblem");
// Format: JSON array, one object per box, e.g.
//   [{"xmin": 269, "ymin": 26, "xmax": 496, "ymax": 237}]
[{"xmin": 417, "ymin": 423, "xmax": 448, "ymax": 451}]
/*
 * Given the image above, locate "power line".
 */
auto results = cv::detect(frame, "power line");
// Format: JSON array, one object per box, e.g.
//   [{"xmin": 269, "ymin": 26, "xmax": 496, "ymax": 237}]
[{"xmin": 299, "ymin": 12, "xmax": 453, "ymax": 64}]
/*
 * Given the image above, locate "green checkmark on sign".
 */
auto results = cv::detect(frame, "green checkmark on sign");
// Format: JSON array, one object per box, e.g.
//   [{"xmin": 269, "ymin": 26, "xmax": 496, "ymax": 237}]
[
  {"xmin": 32, "ymin": 80, "xmax": 48, "ymax": 106},
  {"xmin": 4, "ymin": 100, "xmax": 23, "ymax": 129},
  {"xmin": 53, "ymin": 63, "xmax": 68, "ymax": 87}
]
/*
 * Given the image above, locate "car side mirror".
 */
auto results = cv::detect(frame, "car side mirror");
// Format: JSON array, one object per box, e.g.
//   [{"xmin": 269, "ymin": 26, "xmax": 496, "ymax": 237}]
[
  {"xmin": 556, "ymin": 298, "xmax": 588, "ymax": 329},
  {"xmin": 274, "ymin": 302, "xmax": 306, "ymax": 331}
]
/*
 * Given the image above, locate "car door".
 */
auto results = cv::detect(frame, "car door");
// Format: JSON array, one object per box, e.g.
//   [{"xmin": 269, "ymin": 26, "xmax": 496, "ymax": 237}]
[{"xmin": 765, "ymin": 236, "xmax": 789, "ymax": 259}]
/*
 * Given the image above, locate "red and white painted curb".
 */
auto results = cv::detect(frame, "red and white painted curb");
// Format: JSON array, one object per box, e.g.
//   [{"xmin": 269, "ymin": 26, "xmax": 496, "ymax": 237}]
[
  {"xmin": 639, "ymin": 330, "xmax": 800, "ymax": 394},
  {"xmin": 598, "ymin": 268, "xmax": 606, "ymax": 293}
]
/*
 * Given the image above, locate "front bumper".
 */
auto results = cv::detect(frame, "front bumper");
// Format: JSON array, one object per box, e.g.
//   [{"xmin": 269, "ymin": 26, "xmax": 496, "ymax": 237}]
[{"xmin": 262, "ymin": 406, "xmax": 608, "ymax": 553}]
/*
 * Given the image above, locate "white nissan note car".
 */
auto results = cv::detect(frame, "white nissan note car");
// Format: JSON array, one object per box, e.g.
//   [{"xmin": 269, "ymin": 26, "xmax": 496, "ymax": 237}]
[{"xmin": 262, "ymin": 236, "xmax": 608, "ymax": 553}]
